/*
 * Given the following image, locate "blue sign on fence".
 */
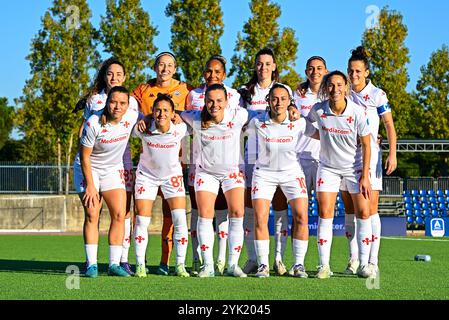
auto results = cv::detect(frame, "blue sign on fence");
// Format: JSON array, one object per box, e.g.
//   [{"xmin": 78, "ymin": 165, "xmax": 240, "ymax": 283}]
[{"xmin": 425, "ymin": 217, "xmax": 448, "ymax": 237}]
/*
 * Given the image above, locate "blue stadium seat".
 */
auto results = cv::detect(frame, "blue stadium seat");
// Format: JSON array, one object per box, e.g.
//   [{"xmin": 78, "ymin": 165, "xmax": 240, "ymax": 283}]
[
  {"xmin": 415, "ymin": 216, "xmax": 423, "ymax": 225},
  {"xmin": 419, "ymin": 190, "xmax": 427, "ymax": 197},
  {"xmin": 311, "ymin": 202, "xmax": 318, "ymax": 210},
  {"xmin": 445, "ymin": 190, "xmax": 449, "ymax": 196},
  {"xmin": 412, "ymin": 196, "xmax": 420, "ymax": 203},
  {"xmin": 403, "ymin": 196, "xmax": 412, "ymax": 203},
  {"xmin": 405, "ymin": 203, "xmax": 412, "ymax": 210},
  {"xmin": 414, "ymin": 209, "xmax": 422, "ymax": 217},
  {"xmin": 437, "ymin": 197, "xmax": 446, "ymax": 204},
  {"xmin": 431, "ymin": 209, "xmax": 439, "ymax": 217},
  {"xmin": 428, "ymin": 196, "xmax": 437, "ymax": 204},
  {"xmin": 403, "ymin": 190, "xmax": 411, "ymax": 196},
  {"xmin": 427, "ymin": 190, "xmax": 435, "ymax": 197},
  {"xmin": 406, "ymin": 216, "xmax": 413, "ymax": 224},
  {"xmin": 411, "ymin": 190, "xmax": 419, "ymax": 196},
  {"xmin": 311, "ymin": 208, "xmax": 318, "ymax": 216},
  {"xmin": 441, "ymin": 210, "xmax": 448, "ymax": 217},
  {"xmin": 405, "ymin": 209, "xmax": 413, "ymax": 216},
  {"xmin": 413, "ymin": 203, "xmax": 421, "ymax": 210},
  {"xmin": 420, "ymin": 196, "xmax": 428, "ymax": 203},
  {"xmin": 423, "ymin": 209, "xmax": 430, "ymax": 217},
  {"xmin": 437, "ymin": 190, "xmax": 444, "ymax": 197},
  {"xmin": 438, "ymin": 203, "xmax": 447, "ymax": 210},
  {"xmin": 337, "ymin": 202, "xmax": 345, "ymax": 211},
  {"xmin": 421, "ymin": 202, "xmax": 429, "ymax": 210}
]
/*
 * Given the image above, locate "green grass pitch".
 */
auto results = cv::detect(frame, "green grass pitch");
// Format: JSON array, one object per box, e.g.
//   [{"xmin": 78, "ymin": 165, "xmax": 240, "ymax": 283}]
[{"xmin": 0, "ymin": 234, "xmax": 448, "ymax": 300}]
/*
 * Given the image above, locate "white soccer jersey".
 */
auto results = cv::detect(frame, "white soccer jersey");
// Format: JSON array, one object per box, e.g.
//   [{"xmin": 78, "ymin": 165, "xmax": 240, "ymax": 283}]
[
  {"xmin": 246, "ymin": 111, "xmax": 307, "ymax": 172},
  {"xmin": 75, "ymin": 93, "xmax": 138, "ymax": 165},
  {"xmin": 185, "ymin": 84, "xmax": 241, "ymax": 111},
  {"xmin": 293, "ymin": 88, "xmax": 321, "ymax": 161},
  {"xmin": 133, "ymin": 122, "xmax": 188, "ymax": 179},
  {"xmin": 81, "ymin": 107, "xmax": 139, "ymax": 173},
  {"xmin": 181, "ymin": 107, "xmax": 248, "ymax": 175},
  {"xmin": 350, "ymin": 80, "xmax": 390, "ymax": 168},
  {"xmin": 241, "ymin": 82, "xmax": 293, "ymax": 165},
  {"xmin": 307, "ymin": 99, "xmax": 370, "ymax": 171}
]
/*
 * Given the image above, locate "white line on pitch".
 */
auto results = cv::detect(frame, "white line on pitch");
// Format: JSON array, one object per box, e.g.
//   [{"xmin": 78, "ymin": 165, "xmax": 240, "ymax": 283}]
[{"xmin": 383, "ymin": 237, "xmax": 449, "ymax": 242}]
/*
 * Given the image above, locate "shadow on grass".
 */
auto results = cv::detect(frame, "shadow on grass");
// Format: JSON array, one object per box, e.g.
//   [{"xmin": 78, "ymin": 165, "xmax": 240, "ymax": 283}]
[{"xmin": 0, "ymin": 260, "xmax": 160, "ymax": 276}]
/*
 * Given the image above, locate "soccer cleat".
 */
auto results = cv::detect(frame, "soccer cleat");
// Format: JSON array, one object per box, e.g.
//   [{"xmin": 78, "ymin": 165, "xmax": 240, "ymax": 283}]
[
  {"xmin": 120, "ymin": 262, "xmax": 134, "ymax": 276},
  {"xmin": 273, "ymin": 260, "xmax": 287, "ymax": 276},
  {"xmin": 135, "ymin": 264, "xmax": 147, "ymax": 278},
  {"xmin": 215, "ymin": 260, "xmax": 226, "ymax": 276},
  {"xmin": 157, "ymin": 263, "xmax": 169, "ymax": 276},
  {"xmin": 357, "ymin": 264, "xmax": 374, "ymax": 278},
  {"xmin": 344, "ymin": 259, "xmax": 360, "ymax": 275},
  {"xmin": 84, "ymin": 264, "xmax": 98, "ymax": 278},
  {"xmin": 198, "ymin": 264, "xmax": 215, "ymax": 278},
  {"xmin": 242, "ymin": 259, "xmax": 258, "ymax": 274},
  {"xmin": 191, "ymin": 260, "xmax": 201, "ymax": 277},
  {"xmin": 368, "ymin": 263, "xmax": 379, "ymax": 278},
  {"xmin": 175, "ymin": 264, "xmax": 190, "ymax": 277},
  {"xmin": 291, "ymin": 264, "xmax": 308, "ymax": 278},
  {"xmin": 255, "ymin": 264, "xmax": 270, "ymax": 278},
  {"xmin": 316, "ymin": 265, "xmax": 333, "ymax": 279},
  {"xmin": 108, "ymin": 264, "xmax": 130, "ymax": 277},
  {"xmin": 226, "ymin": 264, "xmax": 247, "ymax": 278}
]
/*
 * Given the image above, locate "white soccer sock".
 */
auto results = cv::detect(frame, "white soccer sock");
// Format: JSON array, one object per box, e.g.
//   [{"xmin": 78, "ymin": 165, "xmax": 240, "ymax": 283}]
[
  {"xmin": 369, "ymin": 213, "xmax": 381, "ymax": 265},
  {"xmin": 317, "ymin": 217, "xmax": 333, "ymax": 266},
  {"xmin": 243, "ymin": 207, "xmax": 257, "ymax": 262},
  {"xmin": 357, "ymin": 217, "xmax": 372, "ymax": 266},
  {"xmin": 228, "ymin": 217, "xmax": 244, "ymax": 268},
  {"xmin": 190, "ymin": 209, "xmax": 201, "ymax": 262},
  {"xmin": 85, "ymin": 244, "xmax": 98, "ymax": 267},
  {"xmin": 109, "ymin": 245, "xmax": 122, "ymax": 267},
  {"xmin": 172, "ymin": 209, "xmax": 189, "ymax": 265},
  {"xmin": 274, "ymin": 209, "xmax": 289, "ymax": 262},
  {"xmin": 197, "ymin": 217, "xmax": 215, "ymax": 266},
  {"xmin": 254, "ymin": 240, "xmax": 270, "ymax": 267},
  {"xmin": 134, "ymin": 215, "xmax": 151, "ymax": 265},
  {"xmin": 345, "ymin": 213, "xmax": 359, "ymax": 261},
  {"xmin": 292, "ymin": 239, "xmax": 309, "ymax": 266},
  {"xmin": 120, "ymin": 218, "xmax": 131, "ymax": 263},
  {"xmin": 215, "ymin": 209, "xmax": 229, "ymax": 263}
]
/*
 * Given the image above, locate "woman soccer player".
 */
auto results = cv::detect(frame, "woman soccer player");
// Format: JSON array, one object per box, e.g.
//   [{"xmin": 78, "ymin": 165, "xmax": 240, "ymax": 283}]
[
  {"xmin": 132, "ymin": 93, "xmax": 190, "ymax": 278},
  {"xmin": 79, "ymin": 86, "xmax": 139, "ymax": 277},
  {"xmin": 185, "ymin": 55, "xmax": 241, "ymax": 276},
  {"xmin": 239, "ymin": 48, "xmax": 294, "ymax": 276},
  {"xmin": 74, "ymin": 58, "xmax": 138, "ymax": 276},
  {"xmin": 342, "ymin": 46, "xmax": 397, "ymax": 278},
  {"xmin": 246, "ymin": 83, "xmax": 311, "ymax": 278},
  {"xmin": 181, "ymin": 83, "xmax": 248, "ymax": 278},
  {"xmin": 306, "ymin": 71, "xmax": 372, "ymax": 279}
]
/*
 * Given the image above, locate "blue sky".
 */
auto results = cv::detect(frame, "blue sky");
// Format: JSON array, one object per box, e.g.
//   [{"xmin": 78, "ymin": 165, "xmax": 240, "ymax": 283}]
[{"xmin": 1, "ymin": 0, "xmax": 448, "ymax": 107}]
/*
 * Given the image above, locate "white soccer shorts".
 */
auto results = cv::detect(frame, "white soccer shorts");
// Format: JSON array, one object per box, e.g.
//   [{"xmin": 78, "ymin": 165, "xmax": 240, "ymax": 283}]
[
  {"xmin": 316, "ymin": 165, "xmax": 361, "ymax": 194},
  {"xmin": 134, "ymin": 169, "xmax": 186, "ymax": 200},
  {"xmin": 194, "ymin": 166, "xmax": 246, "ymax": 194},
  {"xmin": 251, "ymin": 167, "xmax": 308, "ymax": 202},
  {"xmin": 74, "ymin": 163, "xmax": 126, "ymax": 193}
]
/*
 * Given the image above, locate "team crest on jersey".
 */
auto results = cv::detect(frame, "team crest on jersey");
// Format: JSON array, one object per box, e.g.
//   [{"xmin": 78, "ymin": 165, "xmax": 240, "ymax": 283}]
[
  {"xmin": 97, "ymin": 100, "xmax": 103, "ymax": 105},
  {"xmin": 101, "ymin": 128, "xmax": 108, "ymax": 133}
]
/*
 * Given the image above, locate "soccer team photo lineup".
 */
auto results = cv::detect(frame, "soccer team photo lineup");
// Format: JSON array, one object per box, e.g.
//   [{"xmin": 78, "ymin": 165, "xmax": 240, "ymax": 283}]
[{"xmin": 1, "ymin": 0, "xmax": 448, "ymax": 301}]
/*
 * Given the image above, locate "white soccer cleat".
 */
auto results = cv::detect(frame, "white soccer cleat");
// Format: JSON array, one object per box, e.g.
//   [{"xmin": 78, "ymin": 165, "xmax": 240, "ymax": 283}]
[
  {"xmin": 255, "ymin": 264, "xmax": 270, "ymax": 278},
  {"xmin": 291, "ymin": 264, "xmax": 308, "ymax": 278},
  {"xmin": 368, "ymin": 263, "xmax": 379, "ymax": 278},
  {"xmin": 316, "ymin": 265, "xmax": 333, "ymax": 279},
  {"xmin": 344, "ymin": 259, "xmax": 360, "ymax": 275},
  {"xmin": 226, "ymin": 264, "xmax": 247, "ymax": 278},
  {"xmin": 357, "ymin": 264, "xmax": 374, "ymax": 278},
  {"xmin": 198, "ymin": 264, "xmax": 215, "ymax": 278},
  {"xmin": 273, "ymin": 260, "xmax": 287, "ymax": 276}
]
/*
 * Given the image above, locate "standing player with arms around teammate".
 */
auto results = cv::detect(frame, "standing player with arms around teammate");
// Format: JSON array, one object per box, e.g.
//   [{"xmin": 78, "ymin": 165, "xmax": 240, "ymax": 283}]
[
  {"xmin": 246, "ymin": 83, "xmax": 311, "ymax": 278},
  {"xmin": 306, "ymin": 71, "xmax": 372, "ymax": 279},
  {"xmin": 132, "ymin": 52, "xmax": 192, "ymax": 276},
  {"xmin": 79, "ymin": 86, "xmax": 140, "ymax": 277},
  {"xmin": 132, "ymin": 93, "xmax": 190, "ymax": 278},
  {"xmin": 341, "ymin": 46, "xmax": 397, "ymax": 277},
  {"xmin": 73, "ymin": 58, "xmax": 138, "ymax": 276},
  {"xmin": 181, "ymin": 84, "xmax": 248, "ymax": 278},
  {"xmin": 238, "ymin": 48, "xmax": 293, "ymax": 276},
  {"xmin": 185, "ymin": 55, "xmax": 242, "ymax": 276}
]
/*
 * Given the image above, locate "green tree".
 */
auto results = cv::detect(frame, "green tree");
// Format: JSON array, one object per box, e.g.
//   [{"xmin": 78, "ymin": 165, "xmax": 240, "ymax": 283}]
[
  {"xmin": 414, "ymin": 45, "xmax": 449, "ymax": 176},
  {"xmin": 229, "ymin": 0, "xmax": 300, "ymax": 90},
  {"xmin": 362, "ymin": 6, "xmax": 414, "ymax": 138},
  {"xmin": 15, "ymin": 0, "xmax": 99, "ymax": 192},
  {"xmin": 165, "ymin": 0, "xmax": 224, "ymax": 87},
  {"xmin": 0, "ymin": 98, "xmax": 14, "ymax": 152},
  {"xmin": 100, "ymin": 0, "xmax": 158, "ymax": 92}
]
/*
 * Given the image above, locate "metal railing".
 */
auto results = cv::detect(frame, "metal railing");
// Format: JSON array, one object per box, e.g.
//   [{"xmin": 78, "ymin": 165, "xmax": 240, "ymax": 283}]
[{"xmin": 1, "ymin": 164, "xmax": 448, "ymax": 196}]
